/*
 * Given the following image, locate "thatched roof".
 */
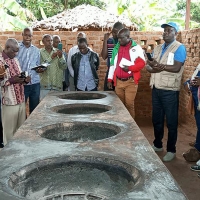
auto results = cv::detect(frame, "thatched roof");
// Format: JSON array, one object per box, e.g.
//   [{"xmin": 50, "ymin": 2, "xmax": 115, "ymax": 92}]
[{"xmin": 32, "ymin": 4, "xmax": 138, "ymax": 31}]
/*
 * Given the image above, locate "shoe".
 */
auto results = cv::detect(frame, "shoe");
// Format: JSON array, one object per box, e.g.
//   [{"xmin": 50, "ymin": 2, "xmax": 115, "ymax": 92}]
[
  {"xmin": 0, "ymin": 143, "xmax": 4, "ymax": 148},
  {"xmin": 182, "ymin": 148, "xmax": 200, "ymax": 162},
  {"xmin": 152, "ymin": 145, "xmax": 163, "ymax": 152},
  {"xmin": 198, "ymin": 173, "xmax": 200, "ymax": 178},
  {"xmin": 190, "ymin": 165, "xmax": 200, "ymax": 172},
  {"xmin": 163, "ymin": 152, "xmax": 176, "ymax": 162},
  {"xmin": 196, "ymin": 160, "xmax": 200, "ymax": 166},
  {"xmin": 189, "ymin": 141, "xmax": 195, "ymax": 147}
]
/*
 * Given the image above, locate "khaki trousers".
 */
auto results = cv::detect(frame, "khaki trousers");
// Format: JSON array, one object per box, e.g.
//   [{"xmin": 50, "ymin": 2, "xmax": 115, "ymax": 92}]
[
  {"xmin": 115, "ymin": 78, "xmax": 138, "ymax": 118},
  {"xmin": 2, "ymin": 102, "xmax": 26, "ymax": 145}
]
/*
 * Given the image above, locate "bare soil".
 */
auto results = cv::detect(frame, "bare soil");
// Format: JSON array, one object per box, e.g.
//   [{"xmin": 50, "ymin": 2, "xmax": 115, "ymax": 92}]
[{"xmin": 135, "ymin": 117, "xmax": 199, "ymax": 200}]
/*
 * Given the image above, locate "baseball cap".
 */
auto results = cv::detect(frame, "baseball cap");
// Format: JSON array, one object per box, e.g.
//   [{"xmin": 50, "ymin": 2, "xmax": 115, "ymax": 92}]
[{"xmin": 161, "ymin": 22, "xmax": 179, "ymax": 32}]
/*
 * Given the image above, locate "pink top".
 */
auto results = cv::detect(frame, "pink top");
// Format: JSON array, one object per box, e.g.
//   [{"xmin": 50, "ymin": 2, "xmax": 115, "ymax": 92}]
[{"xmin": 0, "ymin": 52, "xmax": 24, "ymax": 105}]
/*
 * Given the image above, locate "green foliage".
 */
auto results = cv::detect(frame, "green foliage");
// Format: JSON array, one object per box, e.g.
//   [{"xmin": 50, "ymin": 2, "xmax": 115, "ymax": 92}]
[
  {"xmin": 20, "ymin": 0, "xmax": 106, "ymax": 20},
  {"xmin": 20, "ymin": 0, "xmax": 64, "ymax": 21},
  {"xmin": 0, "ymin": 0, "xmax": 33, "ymax": 30},
  {"xmin": 175, "ymin": 0, "xmax": 200, "ymax": 23},
  {"xmin": 61, "ymin": 0, "xmax": 106, "ymax": 9}
]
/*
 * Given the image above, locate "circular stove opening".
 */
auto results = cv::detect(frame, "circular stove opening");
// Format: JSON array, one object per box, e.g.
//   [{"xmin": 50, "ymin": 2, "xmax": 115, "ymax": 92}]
[
  {"xmin": 9, "ymin": 156, "xmax": 141, "ymax": 200},
  {"xmin": 39, "ymin": 122, "xmax": 121, "ymax": 142},
  {"xmin": 51, "ymin": 104, "xmax": 111, "ymax": 115},
  {"xmin": 58, "ymin": 92, "xmax": 107, "ymax": 100}
]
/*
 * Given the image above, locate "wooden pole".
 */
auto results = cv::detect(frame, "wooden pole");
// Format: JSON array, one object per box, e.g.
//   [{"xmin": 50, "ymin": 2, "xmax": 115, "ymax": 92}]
[{"xmin": 185, "ymin": 0, "xmax": 191, "ymax": 30}]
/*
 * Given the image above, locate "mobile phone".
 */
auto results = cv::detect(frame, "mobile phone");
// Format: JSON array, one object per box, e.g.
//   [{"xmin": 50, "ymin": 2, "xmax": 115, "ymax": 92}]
[
  {"xmin": 146, "ymin": 52, "xmax": 153, "ymax": 61},
  {"xmin": 58, "ymin": 43, "xmax": 63, "ymax": 51},
  {"xmin": 4, "ymin": 63, "xmax": 9, "ymax": 69}
]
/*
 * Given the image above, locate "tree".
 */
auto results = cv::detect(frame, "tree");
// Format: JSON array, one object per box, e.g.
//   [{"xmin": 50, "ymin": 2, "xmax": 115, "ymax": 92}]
[
  {"xmin": 20, "ymin": 0, "xmax": 106, "ymax": 21},
  {"xmin": 0, "ymin": 0, "xmax": 36, "ymax": 30},
  {"xmin": 170, "ymin": 0, "xmax": 200, "ymax": 28},
  {"xmin": 105, "ymin": 0, "xmax": 177, "ymax": 31}
]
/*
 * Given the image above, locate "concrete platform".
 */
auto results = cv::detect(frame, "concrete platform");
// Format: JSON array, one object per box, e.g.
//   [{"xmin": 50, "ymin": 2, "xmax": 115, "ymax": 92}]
[{"xmin": 0, "ymin": 91, "xmax": 188, "ymax": 200}]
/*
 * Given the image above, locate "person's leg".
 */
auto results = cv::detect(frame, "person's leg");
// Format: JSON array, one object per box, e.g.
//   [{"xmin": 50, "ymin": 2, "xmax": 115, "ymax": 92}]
[
  {"xmin": 40, "ymin": 89, "xmax": 50, "ymax": 100},
  {"xmin": 194, "ymin": 109, "xmax": 200, "ymax": 151},
  {"xmin": 24, "ymin": 85, "xmax": 30, "ymax": 103},
  {"xmin": 115, "ymin": 79, "xmax": 125, "ymax": 105},
  {"xmin": 162, "ymin": 90, "xmax": 179, "ymax": 153},
  {"xmin": 17, "ymin": 102, "xmax": 26, "ymax": 128},
  {"xmin": 2, "ymin": 104, "xmax": 19, "ymax": 145},
  {"xmin": 0, "ymin": 98, "xmax": 3, "ymax": 147},
  {"xmin": 90, "ymin": 87, "xmax": 97, "ymax": 91},
  {"xmin": 152, "ymin": 87, "xmax": 165, "ymax": 149},
  {"xmin": 29, "ymin": 83, "xmax": 40, "ymax": 113},
  {"xmin": 124, "ymin": 79, "xmax": 138, "ymax": 118},
  {"xmin": 69, "ymin": 75, "xmax": 75, "ymax": 91}
]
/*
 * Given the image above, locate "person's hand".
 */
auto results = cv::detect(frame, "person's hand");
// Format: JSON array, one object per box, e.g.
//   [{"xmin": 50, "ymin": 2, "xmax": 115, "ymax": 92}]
[
  {"xmin": 36, "ymin": 67, "xmax": 46, "ymax": 73},
  {"xmin": 184, "ymin": 82, "xmax": 191, "ymax": 95},
  {"xmin": 51, "ymin": 52, "xmax": 57, "ymax": 59},
  {"xmin": 104, "ymin": 32, "xmax": 111, "ymax": 40},
  {"xmin": 57, "ymin": 50, "xmax": 62, "ymax": 58},
  {"xmin": 24, "ymin": 76, "xmax": 31, "ymax": 84},
  {"xmin": 12, "ymin": 75, "xmax": 25, "ymax": 84},
  {"xmin": 107, "ymin": 82, "xmax": 113, "ymax": 89},
  {"xmin": 122, "ymin": 65, "xmax": 129, "ymax": 72},
  {"xmin": 147, "ymin": 59, "xmax": 165, "ymax": 72},
  {"xmin": 191, "ymin": 76, "xmax": 200, "ymax": 87},
  {"xmin": 0, "ymin": 64, "xmax": 6, "ymax": 78}
]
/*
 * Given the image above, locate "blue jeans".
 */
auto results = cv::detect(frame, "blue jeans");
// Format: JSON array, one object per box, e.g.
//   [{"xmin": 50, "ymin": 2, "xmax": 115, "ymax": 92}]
[
  {"xmin": 194, "ymin": 105, "xmax": 200, "ymax": 151},
  {"xmin": 152, "ymin": 87, "xmax": 179, "ymax": 153},
  {"xmin": 24, "ymin": 83, "xmax": 40, "ymax": 114}
]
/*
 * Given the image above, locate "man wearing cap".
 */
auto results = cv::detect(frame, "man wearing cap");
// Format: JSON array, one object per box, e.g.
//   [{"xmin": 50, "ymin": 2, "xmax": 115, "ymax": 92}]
[{"xmin": 146, "ymin": 22, "xmax": 187, "ymax": 162}]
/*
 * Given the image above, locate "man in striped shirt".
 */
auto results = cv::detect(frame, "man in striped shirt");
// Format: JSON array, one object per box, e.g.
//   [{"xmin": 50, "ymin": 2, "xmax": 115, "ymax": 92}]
[
  {"xmin": 17, "ymin": 27, "xmax": 40, "ymax": 114},
  {"xmin": 101, "ymin": 22, "xmax": 124, "ymax": 91}
]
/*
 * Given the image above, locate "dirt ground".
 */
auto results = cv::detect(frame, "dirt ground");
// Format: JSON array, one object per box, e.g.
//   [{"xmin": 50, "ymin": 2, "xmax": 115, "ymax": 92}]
[{"xmin": 135, "ymin": 117, "xmax": 199, "ymax": 200}]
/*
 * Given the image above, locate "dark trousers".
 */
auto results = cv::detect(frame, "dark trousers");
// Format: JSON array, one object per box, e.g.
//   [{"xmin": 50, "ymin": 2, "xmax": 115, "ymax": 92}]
[
  {"xmin": 0, "ymin": 120, "xmax": 3, "ymax": 145},
  {"xmin": 0, "ymin": 98, "xmax": 3, "ymax": 145},
  {"xmin": 152, "ymin": 87, "xmax": 179, "ymax": 153},
  {"xmin": 24, "ymin": 83, "xmax": 40, "ymax": 114},
  {"xmin": 104, "ymin": 69, "xmax": 115, "ymax": 91},
  {"xmin": 194, "ymin": 105, "xmax": 200, "ymax": 151}
]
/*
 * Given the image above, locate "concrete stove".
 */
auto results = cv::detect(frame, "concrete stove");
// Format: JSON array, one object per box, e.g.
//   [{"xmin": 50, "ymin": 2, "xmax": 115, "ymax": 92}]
[{"xmin": 0, "ymin": 91, "xmax": 188, "ymax": 200}]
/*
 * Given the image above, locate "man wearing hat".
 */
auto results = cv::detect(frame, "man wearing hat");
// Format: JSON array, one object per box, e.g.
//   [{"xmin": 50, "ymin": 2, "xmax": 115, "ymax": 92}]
[{"xmin": 146, "ymin": 22, "xmax": 187, "ymax": 162}]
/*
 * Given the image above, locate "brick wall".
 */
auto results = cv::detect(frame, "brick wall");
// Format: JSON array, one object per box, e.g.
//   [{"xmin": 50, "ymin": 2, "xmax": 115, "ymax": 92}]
[{"xmin": 0, "ymin": 29, "xmax": 199, "ymax": 123}]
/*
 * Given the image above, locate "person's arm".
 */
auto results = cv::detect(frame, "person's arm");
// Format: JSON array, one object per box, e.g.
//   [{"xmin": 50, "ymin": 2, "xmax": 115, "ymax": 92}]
[
  {"xmin": 94, "ymin": 53, "xmax": 100, "ymax": 70},
  {"xmin": 57, "ymin": 51, "xmax": 67, "ymax": 70},
  {"xmin": 125, "ymin": 57, "xmax": 146, "ymax": 72},
  {"xmin": 67, "ymin": 48, "xmax": 74, "ymax": 77},
  {"xmin": 150, "ymin": 44, "xmax": 187, "ymax": 73},
  {"xmin": 100, "ymin": 33, "xmax": 110, "ymax": 60}
]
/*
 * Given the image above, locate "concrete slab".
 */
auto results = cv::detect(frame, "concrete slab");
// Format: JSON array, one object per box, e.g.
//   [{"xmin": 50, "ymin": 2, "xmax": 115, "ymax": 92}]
[{"xmin": 0, "ymin": 91, "xmax": 188, "ymax": 200}]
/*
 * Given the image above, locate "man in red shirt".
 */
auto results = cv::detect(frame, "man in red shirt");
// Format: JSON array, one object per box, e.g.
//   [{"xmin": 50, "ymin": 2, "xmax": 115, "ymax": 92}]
[{"xmin": 107, "ymin": 28, "xmax": 145, "ymax": 118}]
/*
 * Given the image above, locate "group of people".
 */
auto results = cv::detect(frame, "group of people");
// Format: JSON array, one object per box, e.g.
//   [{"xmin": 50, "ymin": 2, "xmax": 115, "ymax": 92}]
[
  {"xmin": 101, "ymin": 21, "xmax": 199, "ymax": 176},
  {"xmin": 0, "ymin": 28, "xmax": 99, "ymax": 147},
  {"xmin": 0, "ymin": 21, "xmax": 199, "ymax": 177}
]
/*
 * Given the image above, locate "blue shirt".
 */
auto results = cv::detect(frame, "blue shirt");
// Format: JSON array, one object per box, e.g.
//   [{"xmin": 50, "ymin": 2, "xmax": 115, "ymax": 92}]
[
  {"xmin": 17, "ymin": 42, "xmax": 40, "ymax": 84},
  {"xmin": 160, "ymin": 40, "xmax": 187, "ymax": 63},
  {"xmin": 77, "ymin": 51, "xmax": 96, "ymax": 91}
]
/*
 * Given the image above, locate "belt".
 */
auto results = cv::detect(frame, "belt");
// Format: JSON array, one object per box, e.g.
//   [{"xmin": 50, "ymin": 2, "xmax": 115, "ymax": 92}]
[{"xmin": 117, "ymin": 76, "xmax": 133, "ymax": 81}]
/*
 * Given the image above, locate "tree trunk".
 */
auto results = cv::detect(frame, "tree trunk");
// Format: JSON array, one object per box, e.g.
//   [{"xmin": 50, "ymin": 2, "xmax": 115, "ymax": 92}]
[{"xmin": 64, "ymin": 0, "xmax": 68, "ymax": 10}]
